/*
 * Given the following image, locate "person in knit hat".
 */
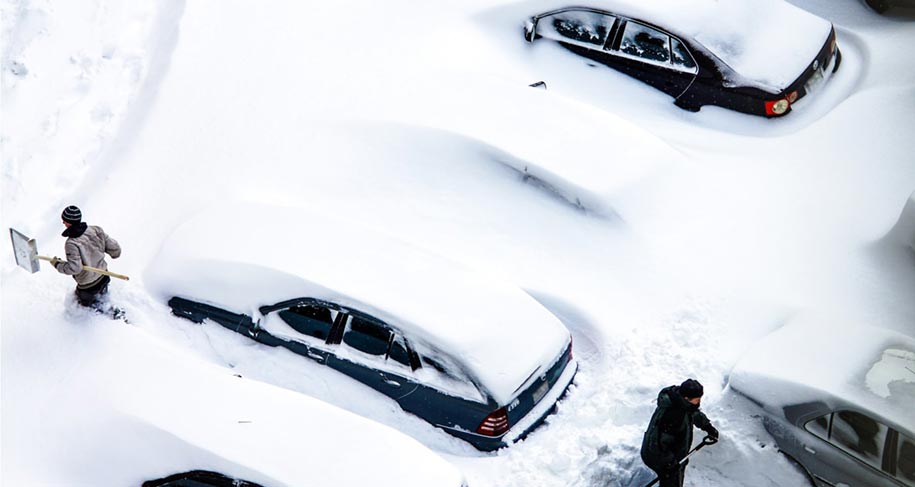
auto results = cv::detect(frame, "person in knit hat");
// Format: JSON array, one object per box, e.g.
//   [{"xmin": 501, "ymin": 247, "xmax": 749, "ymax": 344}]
[
  {"xmin": 640, "ymin": 378, "xmax": 720, "ymax": 487},
  {"xmin": 49, "ymin": 205, "xmax": 122, "ymax": 308}
]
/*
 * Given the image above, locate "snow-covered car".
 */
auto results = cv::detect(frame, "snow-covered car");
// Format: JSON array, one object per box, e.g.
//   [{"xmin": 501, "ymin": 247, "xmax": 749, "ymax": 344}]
[
  {"xmin": 6, "ymin": 317, "xmax": 467, "ymax": 487},
  {"xmin": 864, "ymin": 0, "xmax": 915, "ymax": 16},
  {"xmin": 729, "ymin": 317, "xmax": 915, "ymax": 487},
  {"xmin": 146, "ymin": 204, "xmax": 578, "ymax": 452},
  {"xmin": 143, "ymin": 470, "xmax": 263, "ymax": 487},
  {"xmin": 523, "ymin": 0, "xmax": 841, "ymax": 117}
]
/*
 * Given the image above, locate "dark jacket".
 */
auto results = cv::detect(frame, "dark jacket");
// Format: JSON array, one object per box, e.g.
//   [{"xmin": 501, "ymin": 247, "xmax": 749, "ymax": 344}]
[
  {"xmin": 640, "ymin": 385, "xmax": 712, "ymax": 471},
  {"xmin": 54, "ymin": 223, "xmax": 121, "ymax": 288}
]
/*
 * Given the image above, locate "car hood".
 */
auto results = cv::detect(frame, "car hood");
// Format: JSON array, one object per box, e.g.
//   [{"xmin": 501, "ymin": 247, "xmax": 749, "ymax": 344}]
[
  {"xmin": 145, "ymin": 203, "xmax": 572, "ymax": 405},
  {"xmin": 524, "ymin": 0, "xmax": 832, "ymax": 91}
]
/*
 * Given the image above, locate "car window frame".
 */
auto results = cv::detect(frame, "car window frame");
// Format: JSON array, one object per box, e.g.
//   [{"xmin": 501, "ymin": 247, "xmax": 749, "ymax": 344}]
[
  {"xmin": 804, "ymin": 409, "xmax": 900, "ymax": 480},
  {"xmin": 261, "ymin": 298, "xmax": 487, "ymax": 401},
  {"xmin": 260, "ymin": 298, "xmax": 346, "ymax": 350},
  {"xmin": 894, "ymin": 429, "xmax": 915, "ymax": 486},
  {"xmin": 610, "ymin": 19, "xmax": 698, "ymax": 75},
  {"xmin": 533, "ymin": 7, "xmax": 620, "ymax": 52}
]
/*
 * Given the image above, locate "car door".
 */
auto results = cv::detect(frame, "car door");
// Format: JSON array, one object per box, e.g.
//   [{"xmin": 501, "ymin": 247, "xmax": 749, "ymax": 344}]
[
  {"xmin": 803, "ymin": 410, "xmax": 905, "ymax": 486},
  {"xmin": 327, "ymin": 313, "xmax": 418, "ymax": 401},
  {"xmin": 608, "ymin": 19, "xmax": 698, "ymax": 98}
]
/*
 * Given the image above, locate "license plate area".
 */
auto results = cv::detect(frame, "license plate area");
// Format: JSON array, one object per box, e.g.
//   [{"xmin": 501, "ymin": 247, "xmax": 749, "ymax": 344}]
[
  {"xmin": 532, "ymin": 380, "xmax": 550, "ymax": 405},
  {"xmin": 805, "ymin": 51, "xmax": 835, "ymax": 95}
]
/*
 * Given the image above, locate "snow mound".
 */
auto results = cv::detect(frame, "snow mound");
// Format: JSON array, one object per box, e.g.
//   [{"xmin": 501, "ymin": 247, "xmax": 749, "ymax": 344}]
[{"xmin": 885, "ymin": 191, "xmax": 915, "ymax": 252}]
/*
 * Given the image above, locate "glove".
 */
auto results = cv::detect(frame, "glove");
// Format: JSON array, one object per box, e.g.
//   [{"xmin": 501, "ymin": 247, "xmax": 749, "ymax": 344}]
[
  {"xmin": 49, "ymin": 256, "xmax": 62, "ymax": 267},
  {"xmin": 704, "ymin": 424, "xmax": 720, "ymax": 441}
]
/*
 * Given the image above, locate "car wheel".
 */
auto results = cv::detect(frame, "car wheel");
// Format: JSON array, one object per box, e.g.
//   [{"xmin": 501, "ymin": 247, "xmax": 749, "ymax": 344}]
[
  {"xmin": 674, "ymin": 97, "xmax": 701, "ymax": 112},
  {"xmin": 866, "ymin": 0, "xmax": 890, "ymax": 12},
  {"xmin": 779, "ymin": 451, "xmax": 818, "ymax": 487}
]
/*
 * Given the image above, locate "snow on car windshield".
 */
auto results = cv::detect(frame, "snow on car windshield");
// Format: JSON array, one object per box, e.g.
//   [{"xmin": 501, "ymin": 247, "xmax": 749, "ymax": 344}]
[{"xmin": 865, "ymin": 348, "xmax": 915, "ymax": 402}]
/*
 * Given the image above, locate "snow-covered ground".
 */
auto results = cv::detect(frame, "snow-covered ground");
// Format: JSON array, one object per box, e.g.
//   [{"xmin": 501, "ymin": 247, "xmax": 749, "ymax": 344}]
[{"xmin": 3, "ymin": 0, "xmax": 914, "ymax": 486}]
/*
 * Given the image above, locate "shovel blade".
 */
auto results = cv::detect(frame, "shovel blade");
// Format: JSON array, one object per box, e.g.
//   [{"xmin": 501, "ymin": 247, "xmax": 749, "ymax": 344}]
[{"xmin": 9, "ymin": 228, "xmax": 40, "ymax": 273}]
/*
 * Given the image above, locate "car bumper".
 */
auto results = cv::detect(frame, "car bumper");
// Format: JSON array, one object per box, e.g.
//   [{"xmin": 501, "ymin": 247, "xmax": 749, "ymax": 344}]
[{"xmin": 443, "ymin": 359, "xmax": 578, "ymax": 451}]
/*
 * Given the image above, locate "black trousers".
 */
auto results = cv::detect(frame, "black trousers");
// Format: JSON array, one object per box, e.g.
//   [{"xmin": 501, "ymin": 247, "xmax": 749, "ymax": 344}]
[
  {"xmin": 652, "ymin": 465, "xmax": 685, "ymax": 487},
  {"xmin": 75, "ymin": 275, "xmax": 111, "ymax": 307}
]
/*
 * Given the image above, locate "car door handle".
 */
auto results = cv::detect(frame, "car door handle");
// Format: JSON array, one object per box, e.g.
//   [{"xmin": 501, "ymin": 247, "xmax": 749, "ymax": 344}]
[
  {"xmin": 306, "ymin": 351, "xmax": 325, "ymax": 362},
  {"xmin": 383, "ymin": 377, "xmax": 401, "ymax": 388}
]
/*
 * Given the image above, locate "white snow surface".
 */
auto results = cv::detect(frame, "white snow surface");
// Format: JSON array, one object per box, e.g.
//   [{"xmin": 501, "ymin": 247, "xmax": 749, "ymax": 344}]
[
  {"xmin": 145, "ymin": 203, "xmax": 572, "ymax": 405},
  {"xmin": 513, "ymin": 0, "xmax": 832, "ymax": 90},
  {"xmin": 3, "ymin": 0, "xmax": 915, "ymax": 486},
  {"xmin": 1, "ymin": 315, "xmax": 464, "ymax": 486}
]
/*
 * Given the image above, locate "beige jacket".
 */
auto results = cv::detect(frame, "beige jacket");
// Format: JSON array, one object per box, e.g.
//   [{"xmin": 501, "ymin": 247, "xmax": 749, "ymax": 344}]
[{"xmin": 54, "ymin": 223, "xmax": 121, "ymax": 288}]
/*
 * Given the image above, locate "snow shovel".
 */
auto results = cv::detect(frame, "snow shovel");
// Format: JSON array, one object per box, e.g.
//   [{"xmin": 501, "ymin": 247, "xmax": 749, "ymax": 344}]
[
  {"xmin": 9, "ymin": 228, "xmax": 129, "ymax": 280},
  {"xmin": 642, "ymin": 435, "xmax": 718, "ymax": 487}
]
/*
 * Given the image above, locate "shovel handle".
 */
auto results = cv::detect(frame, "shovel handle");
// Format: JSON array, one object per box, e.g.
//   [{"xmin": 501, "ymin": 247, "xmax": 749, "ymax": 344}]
[{"xmin": 39, "ymin": 255, "xmax": 130, "ymax": 281}]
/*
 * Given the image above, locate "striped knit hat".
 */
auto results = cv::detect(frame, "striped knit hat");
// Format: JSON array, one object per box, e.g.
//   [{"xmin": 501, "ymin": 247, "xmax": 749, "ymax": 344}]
[{"xmin": 61, "ymin": 205, "xmax": 82, "ymax": 224}]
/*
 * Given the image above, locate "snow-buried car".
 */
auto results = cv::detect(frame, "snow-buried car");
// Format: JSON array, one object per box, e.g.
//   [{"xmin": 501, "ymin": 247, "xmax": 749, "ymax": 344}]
[
  {"xmin": 729, "ymin": 316, "xmax": 915, "ymax": 487},
  {"xmin": 523, "ymin": 0, "xmax": 841, "ymax": 117},
  {"xmin": 146, "ymin": 204, "xmax": 577, "ymax": 451}
]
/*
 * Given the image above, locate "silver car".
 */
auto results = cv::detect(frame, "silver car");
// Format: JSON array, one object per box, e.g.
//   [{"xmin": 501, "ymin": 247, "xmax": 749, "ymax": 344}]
[{"xmin": 729, "ymin": 317, "xmax": 914, "ymax": 487}]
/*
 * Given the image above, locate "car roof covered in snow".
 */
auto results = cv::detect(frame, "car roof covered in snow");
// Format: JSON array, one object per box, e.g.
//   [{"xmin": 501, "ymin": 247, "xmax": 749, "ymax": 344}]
[
  {"xmin": 31, "ymin": 321, "xmax": 465, "ymax": 486},
  {"xmin": 729, "ymin": 315, "xmax": 915, "ymax": 433},
  {"xmin": 523, "ymin": 0, "xmax": 832, "ymax": 91},
  {"xmin": 145, "ymin": 203, "xmax": 572, "ymax": 405}
]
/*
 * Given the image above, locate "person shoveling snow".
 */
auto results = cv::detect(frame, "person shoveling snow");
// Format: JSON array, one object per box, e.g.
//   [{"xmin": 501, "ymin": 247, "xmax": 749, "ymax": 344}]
[
  {"xmin": 640, "ymin": 379, "xmax": 720, "ymax": 487},
  {"xmin": 9, "ymin": 205, "xmax": 129, "ymax": 320}
]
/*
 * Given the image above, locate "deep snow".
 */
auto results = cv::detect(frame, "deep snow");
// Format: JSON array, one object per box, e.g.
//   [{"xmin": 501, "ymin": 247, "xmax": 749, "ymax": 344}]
[{"xmin": 3, "ymin": 0, "xmax": 914, "ymax": 486}]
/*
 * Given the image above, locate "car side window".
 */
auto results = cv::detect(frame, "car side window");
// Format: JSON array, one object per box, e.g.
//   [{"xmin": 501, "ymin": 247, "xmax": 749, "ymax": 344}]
[
  {"xmin": 343, "ymin": 316, "xmax": 392, "ymax": 356},
  {"xmin": 897, "ymin": 431, "xmax": 915, "ymax": 486},
  {"xmin": 279, "ymin": 305, "xmax": 336, "ymax": 341},
  {"xmin": 804, "ymin": 413, "xmax": 830, "ymax": 440},
  {"xmin": 619, "ymin": 21, "xmax": 671, "ymax": 64},
  {"xmin": 388, "ymin": 334, "xmax": 414, "ymax": 369},
  {"xmin": 539, "ymin": 11, "xmax": 616, "ymax": 48},
  {"xmin": 830, "ymin": 411, "xmax": 889, "ymax": 469},
  {"xmin": 671, "ymin": 37, "xmax": 697, "ymax": 71}
]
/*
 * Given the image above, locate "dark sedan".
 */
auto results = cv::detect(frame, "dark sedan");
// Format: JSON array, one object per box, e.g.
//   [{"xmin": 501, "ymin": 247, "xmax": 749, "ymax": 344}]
[{"xmin": 524, "ymin": 5, "xmax": 841, "ymax": 117}]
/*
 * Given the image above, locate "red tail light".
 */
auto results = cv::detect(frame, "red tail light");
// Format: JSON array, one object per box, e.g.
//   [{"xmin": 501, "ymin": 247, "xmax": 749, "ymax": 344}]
[
  {"xmin": 765, "ymin": 98, "xmax": 790, "ymax": 116},
  {"xmin": 477, "ymin": 407, "xmax": 509, "ymax": 436}
]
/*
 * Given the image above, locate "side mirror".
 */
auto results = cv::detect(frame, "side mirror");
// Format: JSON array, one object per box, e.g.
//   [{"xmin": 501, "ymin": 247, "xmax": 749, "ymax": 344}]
[{"xmin": 524, "ymin": 18, "xmax": 538, "ymax": 42}]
